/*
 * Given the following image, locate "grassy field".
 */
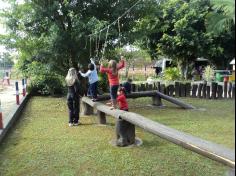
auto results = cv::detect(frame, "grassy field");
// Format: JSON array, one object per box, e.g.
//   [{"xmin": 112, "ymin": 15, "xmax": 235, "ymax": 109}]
[{"xmin": 0, "ymin": 97, "xmax": 234, "ymax": 176}]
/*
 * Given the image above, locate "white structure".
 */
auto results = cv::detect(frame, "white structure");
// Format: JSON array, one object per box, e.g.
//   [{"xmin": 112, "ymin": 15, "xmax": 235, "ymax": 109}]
[{"xmin": 230, "ymin": 58, "xmax": 235, "ymax": 71}]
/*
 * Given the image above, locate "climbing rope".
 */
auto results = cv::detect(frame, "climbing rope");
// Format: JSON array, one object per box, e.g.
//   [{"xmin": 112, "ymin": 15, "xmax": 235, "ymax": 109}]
[
  {"xmin": 117, "ymin": 17, "xmax": 122, "ymax": 49},
  {"xmin": 89, "ymin": 36, "xmax": 92, "ymax": 58},
  {"xmin": 101, "ymin": 25, "xmax": 110, "ymax": 61}
]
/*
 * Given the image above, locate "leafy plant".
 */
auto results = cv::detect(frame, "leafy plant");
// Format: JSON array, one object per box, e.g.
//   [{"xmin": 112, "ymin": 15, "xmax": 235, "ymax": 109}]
[
  {"xmin": 163, "ymin": 67, "xmax": 181, "ymax": 81},
  {"xmin": 202, "ymin": 65, "xmax": 215, "ymax": 82},
  {"xmin": 25, "ymin": 61, "xmax": 65, "ymax": 95}
]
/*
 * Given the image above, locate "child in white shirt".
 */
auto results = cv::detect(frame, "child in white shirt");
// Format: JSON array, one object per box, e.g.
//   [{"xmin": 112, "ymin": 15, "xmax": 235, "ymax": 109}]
[{"xmin": 79, "ymin": 58, "xmax": 99, "ymax": 101}]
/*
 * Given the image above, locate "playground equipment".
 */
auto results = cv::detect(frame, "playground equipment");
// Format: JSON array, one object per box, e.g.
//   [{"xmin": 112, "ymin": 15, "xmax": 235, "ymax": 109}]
[{"xmin": 81, "ymin": 91, "xmax": 235, "ymax": 171}]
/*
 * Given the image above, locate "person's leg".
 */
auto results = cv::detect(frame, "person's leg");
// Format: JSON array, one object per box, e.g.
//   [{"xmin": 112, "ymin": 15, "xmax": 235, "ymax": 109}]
[
  {"xmin": 110, "ymin": 85, "xmax": 119, "ymax": 109},
  {"xmin": 91, "ymin": 82, "xmax": 98, "ymax": 100},
  {"xmin": 94, "ymin": 81, "xmax": 98, "ymax": 99},
  {"xmin": 87, "ymin": 84, "xmax": 91, "ymax": 97},
  {"xmin": 67, "ymin": 97, "xmax": 74, "ymax": 126},
  {"xmin": 73, "ymin": 98, "xmax": 80, "ymax": 124}
]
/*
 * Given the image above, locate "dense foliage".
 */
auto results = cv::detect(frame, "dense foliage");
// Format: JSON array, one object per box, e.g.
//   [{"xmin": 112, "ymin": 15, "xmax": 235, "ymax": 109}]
[{"xmin": 0, "ymin": 0, "xmax": 235, "ymax": 93}]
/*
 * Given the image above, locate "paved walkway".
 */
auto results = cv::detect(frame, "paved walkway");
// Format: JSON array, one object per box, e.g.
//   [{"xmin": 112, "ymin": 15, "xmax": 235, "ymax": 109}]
[{"xmin": 0, "ymin": 80, "xmax": 23, "ymax": 121}]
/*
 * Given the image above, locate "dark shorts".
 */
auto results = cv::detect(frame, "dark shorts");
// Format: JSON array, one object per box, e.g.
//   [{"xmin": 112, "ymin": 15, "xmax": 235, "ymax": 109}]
[{"xmin": 110, "ymin": 85, "xmax": 119, "ymax": 100}]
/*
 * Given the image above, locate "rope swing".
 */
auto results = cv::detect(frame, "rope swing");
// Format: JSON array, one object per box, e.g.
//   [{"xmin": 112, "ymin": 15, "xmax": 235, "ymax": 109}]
[
  {"xmin": 117, "ymin": 17, "xmax": 122, "ymax": 49},
  {"xmin": 101, "ymin": 25, "xmax": 110, "ymax": 61}
]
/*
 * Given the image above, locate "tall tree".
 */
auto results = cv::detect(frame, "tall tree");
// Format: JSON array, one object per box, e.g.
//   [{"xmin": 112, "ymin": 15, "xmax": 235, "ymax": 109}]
[
  {"xmin": 1, "ymin": 0, "xmax": 156, "ymax": 76},
  {"xmin": 135, "ymin": 0, "xmax": 235, "ymax": 78}
]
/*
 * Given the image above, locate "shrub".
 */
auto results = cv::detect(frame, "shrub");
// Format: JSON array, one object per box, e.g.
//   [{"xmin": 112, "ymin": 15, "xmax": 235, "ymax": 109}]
[
  {"xmin": 163, "ymin": 67, "xmax": 181, "ymax": 81},
  {"xmin": 202, "ymin": 65, "xmax": 215, "ymax": 82},
  {"xmin": 25, "ymin": 62, "xmax": 65, "ymax": 96},
  {"xmin": 98, "ymin": 72, "xmax": 109, "ymax": 94}
]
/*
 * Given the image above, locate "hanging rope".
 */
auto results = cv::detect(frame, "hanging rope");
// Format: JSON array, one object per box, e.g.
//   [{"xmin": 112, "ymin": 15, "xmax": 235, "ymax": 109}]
[
  {"xmin": 95, "ymin": 35, "xmax": 98, "ymax": 56},
  {"xmin": 84, "ymin": 37, "xmax": 88, "ymax": 49},
  {"xmin": 96, "ymin": 31, "xmax": 102, "ymax": 57},
  {"xmin": 88, "ymin": 0, "xmax": 142, "ymax": 38},
  {"xmin": 117, "ymin": 17, "xmax": 122, "ymax": 49},
  {"xmin": 89, "ymin": 36, "xmax": 92, "ymax": 58},
  {"xmin": 101, "ymin": 26, "xmax": 110, "ymax": 61}
]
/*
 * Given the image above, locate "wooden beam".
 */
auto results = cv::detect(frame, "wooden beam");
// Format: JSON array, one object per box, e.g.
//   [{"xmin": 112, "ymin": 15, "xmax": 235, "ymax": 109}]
[
  {"xmin": 81, "ymin": 97, "xmax": 235, "ymax": 168},
  {"xmin": 156, "ymin": 92, "xmax": 195, "ymax": 109},
  {"xmin": 96, "ymin": 91, "xmax": 195, "ymax": 109}
]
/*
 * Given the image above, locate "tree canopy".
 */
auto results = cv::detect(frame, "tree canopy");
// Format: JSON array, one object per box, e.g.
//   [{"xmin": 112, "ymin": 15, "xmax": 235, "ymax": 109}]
[{"xmin": 0, "ymin": 0, "xmax": 235, "ymax": 81}]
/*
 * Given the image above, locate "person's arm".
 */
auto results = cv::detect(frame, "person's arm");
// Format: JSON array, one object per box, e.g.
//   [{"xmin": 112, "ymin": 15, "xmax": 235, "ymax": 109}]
[
  {"xmin": 100, "ymin": 64, "xmax": 110, "ymax": 73},
  {"xmin": 79, "ymin": 70, "xmax": 92, "ymax": 78},
  {"xmin": 117, "ymin": 58, "xmax": 125, "ymax": 70},
  {"xmin": 90, "ymin": 58, "xmax": 96, "ymax": 67}
]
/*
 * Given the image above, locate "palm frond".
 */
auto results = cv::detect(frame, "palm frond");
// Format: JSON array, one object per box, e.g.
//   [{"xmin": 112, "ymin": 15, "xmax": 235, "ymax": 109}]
[{"xmin": 206, "ymin": 12, "xmax": 233, "ymax": 34}]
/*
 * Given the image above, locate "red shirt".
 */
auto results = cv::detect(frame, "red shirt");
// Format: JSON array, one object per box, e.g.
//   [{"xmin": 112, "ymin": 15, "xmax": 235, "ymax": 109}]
[
  {"xmin": 117, "ymin": 94, "xmax": 128, "ymax": 110},
  {"xmin": 100, "ymin": 60, "xmax": 125, "ymax": 86}
]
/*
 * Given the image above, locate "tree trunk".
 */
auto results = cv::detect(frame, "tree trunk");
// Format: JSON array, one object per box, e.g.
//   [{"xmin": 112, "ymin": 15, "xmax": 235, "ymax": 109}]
[{"xmin": 178, "ymin": 61, "xmax": 188, "ymax": 80}]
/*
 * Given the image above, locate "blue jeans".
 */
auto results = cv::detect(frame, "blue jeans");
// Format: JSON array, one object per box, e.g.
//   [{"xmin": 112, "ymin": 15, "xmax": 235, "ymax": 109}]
[{"xmin": 89, "ymin": 81, "xmax": 98, "ymax": 99}]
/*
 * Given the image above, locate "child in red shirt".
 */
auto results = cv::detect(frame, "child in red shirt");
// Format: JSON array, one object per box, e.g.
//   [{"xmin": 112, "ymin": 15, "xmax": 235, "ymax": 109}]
[
  {"xmin": 117, "ymin": 87, "xmax": 128, "ymax": 111},
  {"xmin": 100, "ymin": 57, "xmax": 125, "ymax": 109}
]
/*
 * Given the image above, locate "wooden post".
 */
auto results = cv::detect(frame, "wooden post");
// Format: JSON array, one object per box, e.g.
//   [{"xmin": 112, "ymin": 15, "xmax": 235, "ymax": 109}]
[
  {"xmin": 97, "ymin": 111, "xmax": 106, "ymax": 124},
  {"xmin": 148, "ymin": 84, "xmax": 153, "ymax": 91},
  {"xmin": 224, "ymin": 82, "xmax": 228, "ymax": 99},
  {"xmin": 135, "ymin": 84, "xmax": 139, "ymax": 92},
  {"xmin": 81, "ymin": 101, "xmax": 94, "ymax": 115},
  {"xmin": 175, "ymin": 82, "xmax": 180, "ymax": 97},
  {"xmin": 180, "ymin": 83, "xmax": 186, "ymax": 97},
  {"xmin": 137, "ymin": 85, "xmax": 141, "ymax": 92},
  {"xmin": 169, "ymin": 85, "xmax": 175, "ymax": 97},
  {"xmin": 145, "ymin": 83, "xmax": 149, "ymax": 90},
  {"xmin": 131, "ymin": 84, "xmax": 136, "ymax": 92},
  {"xmin": 115, "ymin": 118, "xmax": 135, "ymax": 147},
  {"xmin": 232, "ymin": 84, "xmax": 235, "ymax": 99},
  {"xmin": 192, "ymin": 84, "xmax": 198, "ymax": 98},
  {"xmin": 202, "ymin": 82, "xmax": 207, "ymax": 99},
  {"xmin": 211, "ymin": 82, "xmax": 218, "ymax": 99},
  {"xmin": 157, "ymin": 82, "xmax": 161, "ymax": 91},
  {"xmin": 228, "ymin": 82, "xmax": 232, "ymax": 99},
  {"xmin": 198, "ymin": 83, "xmax": 203, "ymax": 98},
  {"xmin": 217, "ymin": 85, "xmax": 223, "ymax": 99},
  {"xmin": 166, "ymin": 85, "xmax": 170, "ymax": 96},
  {"xmin": 153, "ymin": 82, "xmax": 157, "ymax": 90},
  {"xmin": 185, "ymin": 83, "xmax": 191, "ymax": 97},
  {"xmin": 160, "ymin": 84, "xmax": 166, "ymax": 94},
  {"xmin": 152, "ymin": 94, "xmax": 163, "ymax": 106},
  {"xmin": 206, "ymin": 86, "xmax": 211, "ymax": 99},
  {"xmin": 141, "ymin": 84, "xmax": 145, "ymax": 91}
]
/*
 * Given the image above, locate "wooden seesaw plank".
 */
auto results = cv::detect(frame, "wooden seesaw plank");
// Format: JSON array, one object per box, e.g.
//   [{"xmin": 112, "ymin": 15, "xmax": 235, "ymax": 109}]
[
  {"xmin": 97, "ymin": 91, "xmax": 195, "ymax": 109},
  {"xmin": 81, "ymin": 96, "xmax": 235, "ymax": 168}
]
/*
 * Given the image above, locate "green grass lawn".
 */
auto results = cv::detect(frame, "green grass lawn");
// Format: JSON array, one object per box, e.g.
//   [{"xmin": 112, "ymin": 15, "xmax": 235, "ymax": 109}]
[{"xmin": 0, "ymin": 97, "xmax": 234, "ymax": 176}]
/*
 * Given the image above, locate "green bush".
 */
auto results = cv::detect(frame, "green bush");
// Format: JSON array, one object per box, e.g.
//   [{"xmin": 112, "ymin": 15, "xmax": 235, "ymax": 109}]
[
  {"xmin": 98, "ymin": 72, "xmax": 109, "ymax": 94},
  {"xmin": 25, "ymin": 62, "xmax": 65, "ymax": 96},
  {"xmin": 163, "ymin": 67, "xmax": 181, "ymax": 81}
]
